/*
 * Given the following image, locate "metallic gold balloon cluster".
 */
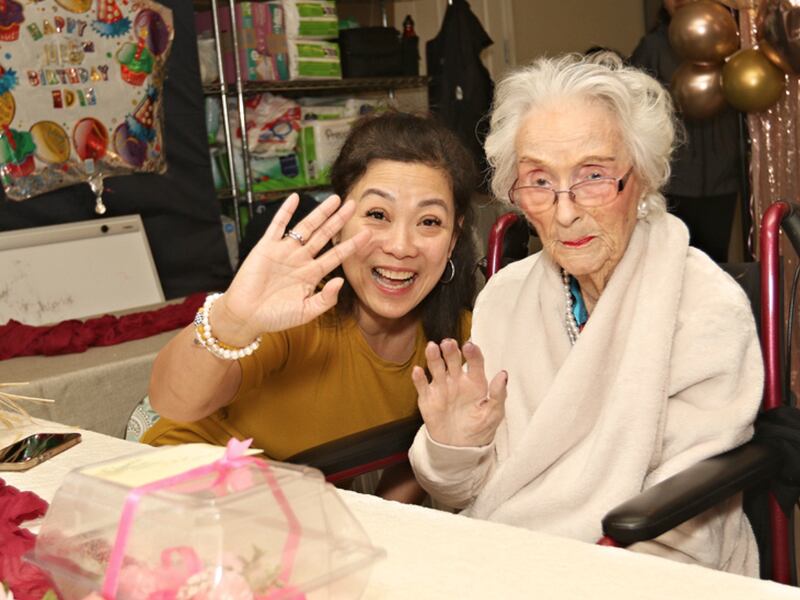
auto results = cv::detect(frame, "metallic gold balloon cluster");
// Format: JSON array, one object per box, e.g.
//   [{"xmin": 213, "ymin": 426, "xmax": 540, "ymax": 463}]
[{"xmin": 669, "ymin": 0, "xmax": 795, "ymax": 118}]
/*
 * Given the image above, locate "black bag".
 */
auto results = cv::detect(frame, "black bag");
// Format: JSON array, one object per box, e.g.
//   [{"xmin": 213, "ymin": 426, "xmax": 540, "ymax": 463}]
[
  {"xmin": 339, "ymin": 27, "xmax": 403, "ymax": 78},
  {"xmin": 401, "ymin": 35, "xmax": 419, "ymax": 76}
]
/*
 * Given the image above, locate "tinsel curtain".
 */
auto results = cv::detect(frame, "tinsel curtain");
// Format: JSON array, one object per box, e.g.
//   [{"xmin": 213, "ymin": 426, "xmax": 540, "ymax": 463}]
[{"xmin": 741, "ymin": 10, "xmax": 800, "ymax": 397}]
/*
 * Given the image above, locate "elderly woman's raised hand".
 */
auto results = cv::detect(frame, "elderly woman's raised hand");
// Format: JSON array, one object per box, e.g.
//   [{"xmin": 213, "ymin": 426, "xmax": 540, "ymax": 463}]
[
  {"xmin": 412, "ymin": 339, "xmax": 508, "ymax": 447},
  {"xmin": 211, "ymin": 193, "xmax": 370, "ymax": 346}
]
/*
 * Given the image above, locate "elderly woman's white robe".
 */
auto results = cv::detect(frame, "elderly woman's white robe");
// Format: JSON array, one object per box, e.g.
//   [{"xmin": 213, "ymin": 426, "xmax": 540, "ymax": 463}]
[{"xmin": 409, "ymin": 213, "xmax": 762, "ymax": 575}]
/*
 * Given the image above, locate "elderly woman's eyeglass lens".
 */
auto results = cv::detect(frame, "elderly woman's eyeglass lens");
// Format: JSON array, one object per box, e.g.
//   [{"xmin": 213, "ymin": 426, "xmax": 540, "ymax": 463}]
[{"xmin": 509, "ymin": 167, "xmax": 634, "ymax": 214}]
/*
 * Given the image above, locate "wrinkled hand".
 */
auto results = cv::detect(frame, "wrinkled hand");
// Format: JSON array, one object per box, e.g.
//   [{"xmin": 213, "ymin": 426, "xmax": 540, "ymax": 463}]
[
  {"xmin": 412, "ymin": 339, "xmax": 507, "ymax": 447},
  {"xmin": 212, "ymin": 193, "xmax": 370, "ymax": 346}
]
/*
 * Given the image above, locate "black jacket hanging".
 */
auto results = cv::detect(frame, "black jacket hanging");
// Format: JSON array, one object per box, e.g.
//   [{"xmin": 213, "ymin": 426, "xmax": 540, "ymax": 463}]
[{"xmin": 426, "ymin": 0, "xmax": 494, "ymax": 187}]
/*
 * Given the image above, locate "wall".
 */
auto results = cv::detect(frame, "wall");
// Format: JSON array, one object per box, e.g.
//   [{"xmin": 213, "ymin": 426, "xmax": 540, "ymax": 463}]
[
  {"xmin": 393, "ymin": 0, "xmax": 515, "ymax": 80},
  {"xmin": 392, "ymin": 0, "xmax": 646, "ymax": 78},
  {"xmin": 511, "ymin": 0, "xmax": 645, "ymax": 63}
]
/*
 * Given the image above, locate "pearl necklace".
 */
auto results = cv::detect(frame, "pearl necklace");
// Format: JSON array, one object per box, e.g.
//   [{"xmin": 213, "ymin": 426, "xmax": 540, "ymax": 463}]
[{"xmin": 562, "ymin": 269, "xmax": 580, "ymax": 345}]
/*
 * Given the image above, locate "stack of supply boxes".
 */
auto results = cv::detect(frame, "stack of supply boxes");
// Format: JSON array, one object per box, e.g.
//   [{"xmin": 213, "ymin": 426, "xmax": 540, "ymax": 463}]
[
  {"xmin": 284, "ymin": 0, "xmax": 342, "ymax": 80},
  {"xmin": 199, "ymin": 1, "xmax": 390, "ymax": 197},
  {"xmin": 195, "ymin": 1, "xmax": 290, "ymax": 83},
  {"xmin": 252, "ymin": 97, "xmax": 389, "ymax": 192},
  {"xmin": 210, "ymin": 95, "xmax": 385, "ymax": 195},
  {"xmin": 298, "ymin": 97, "xmax": 382, "ymax": 185},
  {"xmin": 234, "ymin": 93, "xmax": 306, "ymax": 193},
  {"xmin": 195, "ymin": 1, "xmax": 341, "ymax": 83}
]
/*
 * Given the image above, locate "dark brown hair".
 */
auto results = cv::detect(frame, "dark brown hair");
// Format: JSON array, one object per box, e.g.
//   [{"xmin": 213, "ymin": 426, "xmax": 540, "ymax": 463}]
[{"xmin": 329, "ymin": 111, "xmax": 477, "ymax": 344}]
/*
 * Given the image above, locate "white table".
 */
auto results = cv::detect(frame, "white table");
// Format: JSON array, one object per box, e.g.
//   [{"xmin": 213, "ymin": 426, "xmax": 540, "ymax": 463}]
[{"xmin": 4, "ymin": 426, "xmax": 800, "ymax": 600}]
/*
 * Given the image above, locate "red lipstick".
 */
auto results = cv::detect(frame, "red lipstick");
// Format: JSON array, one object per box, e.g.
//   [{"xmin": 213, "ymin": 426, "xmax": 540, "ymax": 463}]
[{"xmin": 562, "ymin": 236, "xmax": 595, "ymax": 248}]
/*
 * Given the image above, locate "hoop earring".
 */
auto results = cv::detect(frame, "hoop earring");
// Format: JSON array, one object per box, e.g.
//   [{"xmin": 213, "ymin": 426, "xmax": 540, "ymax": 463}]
[
  {"xmin": 440, "ymin": 258, "xmax": 455, "ymax": 284},
  {"xmin": 637, "ymin": 199, "xmax": 648, "ymax": 219}
]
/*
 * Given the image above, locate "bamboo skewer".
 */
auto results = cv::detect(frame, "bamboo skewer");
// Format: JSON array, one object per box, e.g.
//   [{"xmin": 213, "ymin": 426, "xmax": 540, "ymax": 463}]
[{"xmin": 0, "ymin": 383, "xmax": 56, "ymax": 428}]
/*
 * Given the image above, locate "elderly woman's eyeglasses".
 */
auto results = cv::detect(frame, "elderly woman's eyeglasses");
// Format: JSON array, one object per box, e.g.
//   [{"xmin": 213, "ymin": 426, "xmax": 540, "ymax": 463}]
[{"xmin": 508, "ymin": 167, "xmax": 634, "ymax": 214}]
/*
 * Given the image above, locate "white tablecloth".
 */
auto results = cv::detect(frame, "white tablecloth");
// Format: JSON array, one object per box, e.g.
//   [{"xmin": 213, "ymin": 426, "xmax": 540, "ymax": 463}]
[
  {"xmin": 4, "ymin": 427, "xmax": 800, "ymax": 600},
  {"xmin": 0, "ymin": 300, "xmax": 183, "ymax": 438}
]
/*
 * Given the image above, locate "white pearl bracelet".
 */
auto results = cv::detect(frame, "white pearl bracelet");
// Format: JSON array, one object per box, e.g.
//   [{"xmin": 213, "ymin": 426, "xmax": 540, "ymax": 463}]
[{"xmin": 194, "ymin": 293, "xmax": 262, "ymax": 360}]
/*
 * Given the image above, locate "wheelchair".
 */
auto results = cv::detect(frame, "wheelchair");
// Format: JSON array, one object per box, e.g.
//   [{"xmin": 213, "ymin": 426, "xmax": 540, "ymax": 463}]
[
  {"xmin": 287, "ymin": 201, "xmax": 800, "ymax": 585},
  {"xmin": 485, "ymin": 202, "xmax": 800, "ymax": 585}
]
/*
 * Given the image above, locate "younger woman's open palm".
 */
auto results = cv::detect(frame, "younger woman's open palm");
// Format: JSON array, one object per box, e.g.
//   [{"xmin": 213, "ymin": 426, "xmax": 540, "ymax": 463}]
[{"xmin": 213, "ymin": 193, "xmax": 371, "ymax": 344}]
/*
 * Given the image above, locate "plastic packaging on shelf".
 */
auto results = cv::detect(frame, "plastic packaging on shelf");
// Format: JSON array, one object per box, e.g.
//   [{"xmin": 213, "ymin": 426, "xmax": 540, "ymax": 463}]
[
  {"xmin": 204, "ymin": 97, "xmax": 222, "ymax": 144},
  {"xmin": 227, "ymin": 94, "xmax": 302, "ymax": 157},
  {"xmin": 209, "ymin": 146, "xmax": 231, "ymax": 190},
  {"xmin": 239, "ymin": 150, "xmax": 308, "ymax": 193},
  {"xmin": 298, "ymin": 97, "xmax": 386, "ymax": 121},
  {"xmin": 195, "ymin": 2, "xmax": 289, "ymax": 83},
  {"xmin": 298, "ymin": 116, "xmax": 357, "ymax": 185},
  {"xmin": 287, "ymin": 40, "xmax": 342, "ymax": 80},
  {"xmin": 196, "ymin": 35, "xmax": 220, "ymax": 84},
  {"xmin": 30, "ymin": 440, "xmax": 384, "ymax": 600},
  {"xmin": 282, "ymin": 0, "xmax": 339, "ymax": 39}
]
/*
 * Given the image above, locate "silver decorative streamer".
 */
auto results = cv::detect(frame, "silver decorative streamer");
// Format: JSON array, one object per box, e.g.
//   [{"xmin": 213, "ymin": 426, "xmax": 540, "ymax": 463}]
[{"xmin": 741, "ymin": 8, "xmax": 800, "ymax": 396}]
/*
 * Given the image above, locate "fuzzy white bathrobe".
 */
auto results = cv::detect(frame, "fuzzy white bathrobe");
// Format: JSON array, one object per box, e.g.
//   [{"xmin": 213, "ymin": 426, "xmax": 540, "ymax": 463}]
[{"xmin": 410, "ymin": 213, "xmax": 763, "ymax": 575}]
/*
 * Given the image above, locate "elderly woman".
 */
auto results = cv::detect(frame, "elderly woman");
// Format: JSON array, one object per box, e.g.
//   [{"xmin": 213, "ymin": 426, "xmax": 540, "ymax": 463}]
[{"xmin": 409, "ymin": 53, "xmax": 762, "ymax": 575}]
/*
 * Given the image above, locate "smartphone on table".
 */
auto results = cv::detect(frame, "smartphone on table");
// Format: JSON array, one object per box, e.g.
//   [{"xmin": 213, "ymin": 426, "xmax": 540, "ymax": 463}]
[{"xmin": 0, "ymin": 433, "xmax": 82, "ymax": 471}]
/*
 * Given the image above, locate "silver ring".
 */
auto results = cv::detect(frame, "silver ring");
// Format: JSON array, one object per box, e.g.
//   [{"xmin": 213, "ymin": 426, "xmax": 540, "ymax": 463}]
[{"xmin": 284, "ymin": 229, "xmax": 305, "ymax": 245}]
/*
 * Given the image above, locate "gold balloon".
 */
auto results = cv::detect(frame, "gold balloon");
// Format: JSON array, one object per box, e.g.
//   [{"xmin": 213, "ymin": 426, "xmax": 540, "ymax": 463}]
[
  {"xmin": 722, "ymin": 48, "xmax": 786, "ymax": 111},
  {"xmin": 757, "ymin": 0, "xmax": 800, "ymax": 74},
  {"xmin": 669, "ymin": 0, "xmax": 741, "ymax": 63},
  {"xmin": 671, "ymin": 61, "xmax": 728, "ymax": 120}
]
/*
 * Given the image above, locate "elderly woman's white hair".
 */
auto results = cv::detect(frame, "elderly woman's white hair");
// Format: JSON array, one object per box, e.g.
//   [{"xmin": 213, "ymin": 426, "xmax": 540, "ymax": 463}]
[{"xmin": 485, "ymin": 52, "xmax": 681, "ymax": 217}]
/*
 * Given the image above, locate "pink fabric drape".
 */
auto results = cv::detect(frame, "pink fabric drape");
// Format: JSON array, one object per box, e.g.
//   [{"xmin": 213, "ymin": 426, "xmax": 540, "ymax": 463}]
[
  {"xmin": 0, "ymin": 478, "xmax": 55, "ymax": 600},
  {"xmin": 0, "ymin": 293, "xmax": 205, "ymax": 361}
]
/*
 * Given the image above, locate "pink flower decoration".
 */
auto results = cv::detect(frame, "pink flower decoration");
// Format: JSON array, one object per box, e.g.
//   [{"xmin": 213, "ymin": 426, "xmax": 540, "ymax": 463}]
[{"xmin": 223, "ymin": 438, "xmax": 254, "ymax": 462}]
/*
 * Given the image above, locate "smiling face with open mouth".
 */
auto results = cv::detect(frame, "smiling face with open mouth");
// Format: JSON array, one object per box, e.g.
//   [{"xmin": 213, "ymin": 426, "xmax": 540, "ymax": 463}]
[{"xmin": 338, "ymin": 159, "xmax": 458, "ymax": 330}]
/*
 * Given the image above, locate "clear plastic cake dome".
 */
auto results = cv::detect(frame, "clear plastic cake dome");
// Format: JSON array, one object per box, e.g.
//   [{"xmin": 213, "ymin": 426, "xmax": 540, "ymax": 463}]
[{"xmin": 30, "ymin": 442, "xmax": 384, "ymax": 600}]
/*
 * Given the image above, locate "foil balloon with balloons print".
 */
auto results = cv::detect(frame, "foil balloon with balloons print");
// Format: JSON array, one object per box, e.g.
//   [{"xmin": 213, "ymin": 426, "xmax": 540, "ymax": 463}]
[{"xmin": 0, "ymin": 0, "xmax": 173, "ymax": 214}]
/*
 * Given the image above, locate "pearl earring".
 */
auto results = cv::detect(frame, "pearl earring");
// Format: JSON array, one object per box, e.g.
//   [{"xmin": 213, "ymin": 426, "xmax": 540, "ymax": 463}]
[{"xmin": 637, "ymin": 200, "xmax": 648, "ymax": 219}]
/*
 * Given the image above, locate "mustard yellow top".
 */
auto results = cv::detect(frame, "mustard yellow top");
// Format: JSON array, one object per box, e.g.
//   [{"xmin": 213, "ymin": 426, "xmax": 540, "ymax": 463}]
[{"xmin": 142, "ymin": 310, "xmax": 471, "ymax": 460}]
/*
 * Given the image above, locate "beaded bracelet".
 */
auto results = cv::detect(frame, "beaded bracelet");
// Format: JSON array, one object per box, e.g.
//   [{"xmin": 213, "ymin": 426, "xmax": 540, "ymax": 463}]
[{"xmin": 194, "ymin": 292, "xmax": 262, "ymax": 360}]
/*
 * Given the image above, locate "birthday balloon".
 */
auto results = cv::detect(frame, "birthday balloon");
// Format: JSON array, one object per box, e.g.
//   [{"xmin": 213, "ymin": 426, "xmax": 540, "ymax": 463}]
[
  {"xmin": 669, "ymin": 0, "xmax": 740, "ymax": 63},
  {"xmin": 722, "ymin": 48, "xmax": 786, "ymax": 111},
  {"xmin": 671, "ymin": 61, "xmax": 728, "ymax": 120},
  {"xmin": 0, "ymin": 0, "xmax": 173, "ymax": 214}
]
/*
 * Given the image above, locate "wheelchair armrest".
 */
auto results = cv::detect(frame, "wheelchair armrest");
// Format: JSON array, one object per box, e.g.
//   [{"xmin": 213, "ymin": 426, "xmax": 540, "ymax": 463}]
[
  {"xmin": 284, "ymin": 415, "xmax": 423, "ymax": 483},
  {"xmin": 601, "ymin": 441, "xmax": 781, "ymax": 546}
]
